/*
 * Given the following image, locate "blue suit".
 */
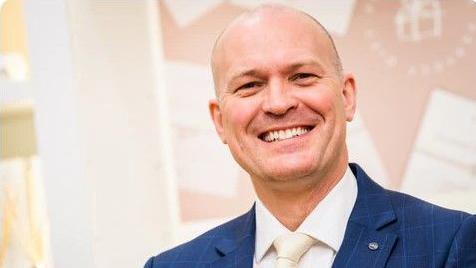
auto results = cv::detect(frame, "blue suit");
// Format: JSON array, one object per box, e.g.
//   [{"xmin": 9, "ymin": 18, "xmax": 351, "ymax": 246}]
[{"xmin": 145, "ymin": 163, "xmax": 476, "ymax": 267}]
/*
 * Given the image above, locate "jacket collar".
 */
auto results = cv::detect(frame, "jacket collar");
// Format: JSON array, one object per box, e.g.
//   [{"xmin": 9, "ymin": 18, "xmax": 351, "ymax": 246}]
[
  {"xmin": 332, "ymin": 163, "xmax": 398, "ymax": 267},
  {"xmin": 211, "ymin": 163, "xmax": 398, "ymax": 267},
  {"xmin": 211, "ymin": 204, "xmax": 256, "ymax": 267},
  {"xmin": 348, "ymin": 163, "xmax": 397, "ymax": 229}
]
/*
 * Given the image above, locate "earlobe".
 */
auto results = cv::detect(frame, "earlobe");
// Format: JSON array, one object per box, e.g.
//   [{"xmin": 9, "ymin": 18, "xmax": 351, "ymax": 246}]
[
  {"xmin": 342, "ymin": 74, "xmax": 357, "ymax": 122},
  {"xmin": 208, "ymin": 99, "xmax": 227, "ymax": 144}
]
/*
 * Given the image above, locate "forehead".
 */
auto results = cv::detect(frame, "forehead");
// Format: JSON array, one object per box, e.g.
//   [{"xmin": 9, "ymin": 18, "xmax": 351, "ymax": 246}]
[{"xmin": 213, "ymin": 10, "xmax": 335, "ymax": 83}]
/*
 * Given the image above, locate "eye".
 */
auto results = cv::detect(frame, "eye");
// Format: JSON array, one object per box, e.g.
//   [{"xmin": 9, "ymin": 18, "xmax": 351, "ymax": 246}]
[
  {"xmin": 290, "ymin": 73, "xmax": 316, "ymax": 81},
  {"xmin": 236, "ymin": 81, "xmax": 263, "ymax": 91}
]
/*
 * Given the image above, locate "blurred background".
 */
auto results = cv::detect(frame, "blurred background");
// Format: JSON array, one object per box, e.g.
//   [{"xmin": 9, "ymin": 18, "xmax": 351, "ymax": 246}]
[{"xmin": 0, "ymin": 0, "xmax": 475, "ymax": 267}]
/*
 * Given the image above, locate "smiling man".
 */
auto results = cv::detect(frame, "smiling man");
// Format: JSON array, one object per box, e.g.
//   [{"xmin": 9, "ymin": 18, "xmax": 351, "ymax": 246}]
[{"xmin": 145, "ymin": 5, "xmax": 476, "ymax": 268}]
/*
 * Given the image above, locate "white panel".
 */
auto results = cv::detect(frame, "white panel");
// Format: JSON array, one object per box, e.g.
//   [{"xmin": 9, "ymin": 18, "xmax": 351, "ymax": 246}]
[
  {"xmin": 65, "ymin": 1, "xmax": 180, "ymax": 267},
  {"xmin": 401, "ymin": 89, "xmax": 476, "ymax": 212},
  {"xmin": 23, "ymin": 0, "xmax": 95, "ymax": 267}
]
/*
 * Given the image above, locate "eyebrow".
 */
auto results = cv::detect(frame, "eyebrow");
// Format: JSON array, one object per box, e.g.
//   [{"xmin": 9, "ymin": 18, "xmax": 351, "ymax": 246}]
[
  {"xmin": 285, "ymin": 60, "xmax": 326, "ymax": 73},
  {"xmin": 227, "ymin": 69, "xmax": 262, "ymax": 85}
]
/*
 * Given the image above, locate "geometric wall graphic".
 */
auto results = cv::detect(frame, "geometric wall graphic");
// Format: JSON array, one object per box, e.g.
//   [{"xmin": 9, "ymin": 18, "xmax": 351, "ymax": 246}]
[
  {"xmin": 163, "ymin": 0, "xmax": 357, "ymax": 36},
  {"xmin": 165, "ymin": 61, "xmax": 241, "ymax": 198},
  {"xmin": 339, "ymin": 0, "xmax": 476, "ymax": 188},
  {"xmin": 164, "ymin": 61, "xmax": 255, "ymax": 221},
  {"xmin": 347, "ymin": 111, "xmax": 390, "ymax": 188}
]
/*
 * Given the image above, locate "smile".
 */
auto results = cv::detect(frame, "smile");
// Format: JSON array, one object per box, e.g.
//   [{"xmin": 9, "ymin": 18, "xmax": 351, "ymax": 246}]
[{"xmin": 260, "ymin": 126, "xmax": 314, "ymax": 143}]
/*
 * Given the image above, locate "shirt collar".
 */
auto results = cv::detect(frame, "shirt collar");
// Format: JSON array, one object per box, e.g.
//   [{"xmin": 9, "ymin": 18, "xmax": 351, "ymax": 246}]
[
  {"xmin": 254, "ymin": 165, "xmax": 358, "ymax": 263},
  {"xmin": 254, "ymin": 196, "xmax": 289, "ymax": 262}
]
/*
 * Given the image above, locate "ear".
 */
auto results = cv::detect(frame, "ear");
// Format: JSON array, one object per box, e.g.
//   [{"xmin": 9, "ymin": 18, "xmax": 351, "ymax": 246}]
[
  {"xmin": 209, "ymin": 99, "xmax": 227, "ymax": 144},
  {"xmin": 341, "ymin": 73, "xmax": 357, "ymax": 122}
]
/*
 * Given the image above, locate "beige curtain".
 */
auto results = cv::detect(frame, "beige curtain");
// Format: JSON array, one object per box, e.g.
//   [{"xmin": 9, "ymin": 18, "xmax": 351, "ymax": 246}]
[{"xmin": 0, "ymin": 157, "xmax": 51, "ymax": 268}]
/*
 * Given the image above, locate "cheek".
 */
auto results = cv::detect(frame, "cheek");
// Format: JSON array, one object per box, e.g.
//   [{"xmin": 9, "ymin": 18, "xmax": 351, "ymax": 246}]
[
  {"xmin": 222, "ymin": 98, "xmax": 260, "ymax": 136},
  {"xmin": 298, "ymin": 86, "xmax": 338, "ymax": 116}
]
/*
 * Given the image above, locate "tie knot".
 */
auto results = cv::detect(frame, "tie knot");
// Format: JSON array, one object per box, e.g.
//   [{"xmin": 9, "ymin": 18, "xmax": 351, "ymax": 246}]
[{"xmin": 273, "ymin": 232, "xmax": 316, "ymax": 266}]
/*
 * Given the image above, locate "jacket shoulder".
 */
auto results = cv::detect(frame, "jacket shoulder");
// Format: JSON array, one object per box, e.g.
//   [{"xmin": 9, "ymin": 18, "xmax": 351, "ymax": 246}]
[
  {"xmin": 386, "ymin": 189, "xmax": 471, "ymax": 225},
  {"xmin": 144, "ymin": 211, "xmax": 252, "ymax": 268},
  {"xmin": 384, "ymin": 190, "xmax": 476, "ymax": 266},
  {"xmin": 446, "ymin": 213, "xmax": 476, "ymax": 266}
]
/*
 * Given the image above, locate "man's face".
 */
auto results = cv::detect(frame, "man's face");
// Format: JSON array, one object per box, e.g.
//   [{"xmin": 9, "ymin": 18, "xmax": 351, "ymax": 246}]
[{"xmin": 209, "ymin": 12, "xmax": 356, "ymax": 185}]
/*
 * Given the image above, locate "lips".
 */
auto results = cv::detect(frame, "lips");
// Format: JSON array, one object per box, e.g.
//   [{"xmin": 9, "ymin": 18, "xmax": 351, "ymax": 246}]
[{"xmin": 259, "ymin": 126, "xmax": 314, "ymax": 142}]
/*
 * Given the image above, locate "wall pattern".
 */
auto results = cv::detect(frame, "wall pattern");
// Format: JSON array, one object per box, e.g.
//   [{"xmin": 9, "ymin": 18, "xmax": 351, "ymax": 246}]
[{"xmin": 158, "ymin": 0, "xmax": 476, "ymax": 224}]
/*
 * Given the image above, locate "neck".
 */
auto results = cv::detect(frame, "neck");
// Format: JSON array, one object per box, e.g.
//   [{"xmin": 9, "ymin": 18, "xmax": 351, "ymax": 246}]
[{"xmin": 253, "ymin": 153, "xmax": 348, "ymax": 231}]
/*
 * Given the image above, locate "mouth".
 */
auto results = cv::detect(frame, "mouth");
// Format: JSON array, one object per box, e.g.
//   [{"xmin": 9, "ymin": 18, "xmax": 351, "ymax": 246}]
[{"xmin": 258, "ymin": 125, "xmax": 315, "ymax": 143}]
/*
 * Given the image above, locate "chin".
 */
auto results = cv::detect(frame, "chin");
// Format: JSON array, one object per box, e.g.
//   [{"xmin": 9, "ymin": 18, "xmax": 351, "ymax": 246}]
[{"xmin": 263, "ymin": 160, "xmax": 319, "ymax": 182}]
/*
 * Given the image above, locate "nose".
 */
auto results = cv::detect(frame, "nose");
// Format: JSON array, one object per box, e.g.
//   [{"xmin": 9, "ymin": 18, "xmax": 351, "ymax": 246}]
[{"xmin": 261, "ymin": 79, "xmax": 298, "ymax": 115}]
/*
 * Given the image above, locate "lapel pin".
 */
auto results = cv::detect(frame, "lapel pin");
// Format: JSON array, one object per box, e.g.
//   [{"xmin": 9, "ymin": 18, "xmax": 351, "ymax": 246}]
[{"xmin": 368, "ymin": 242, "xmax": 379, "ymax": 250}]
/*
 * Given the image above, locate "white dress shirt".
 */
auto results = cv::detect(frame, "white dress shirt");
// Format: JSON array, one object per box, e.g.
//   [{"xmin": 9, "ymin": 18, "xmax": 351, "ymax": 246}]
[{"xmin": 253, "ymin": 166, "xmax": 358, "ymax": 268}]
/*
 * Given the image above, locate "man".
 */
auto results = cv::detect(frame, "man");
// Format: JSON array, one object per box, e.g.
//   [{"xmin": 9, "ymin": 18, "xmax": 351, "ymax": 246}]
[{"xmin": 145, "ymin": 5, "xmax": 475, "ymax": 268}]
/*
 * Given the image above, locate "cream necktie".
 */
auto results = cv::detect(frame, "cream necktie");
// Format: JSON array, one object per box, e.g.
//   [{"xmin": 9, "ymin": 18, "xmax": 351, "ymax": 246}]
[{"xmin": 273, "ymin": 232, "xmax": 316, "ymax": 268}]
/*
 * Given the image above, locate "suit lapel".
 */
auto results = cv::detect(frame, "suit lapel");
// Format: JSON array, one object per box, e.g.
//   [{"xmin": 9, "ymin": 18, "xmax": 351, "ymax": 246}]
[
  {"xmin": 209, "ymin": 205, "xmax": 256, "ymax": 268},
  {"xmin": 333, "ymin": 163, "xmax": 399, "ymax": 268},
  {"xmin": 332, "ymin": 221, "xmax": 398, "ymax": 267}
]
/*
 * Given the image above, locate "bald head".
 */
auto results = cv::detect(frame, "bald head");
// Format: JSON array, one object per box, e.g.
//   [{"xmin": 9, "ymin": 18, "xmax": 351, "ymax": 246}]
[{"xmin": 211, "ymin": 5, "xmax": 343, "ymax": 97}]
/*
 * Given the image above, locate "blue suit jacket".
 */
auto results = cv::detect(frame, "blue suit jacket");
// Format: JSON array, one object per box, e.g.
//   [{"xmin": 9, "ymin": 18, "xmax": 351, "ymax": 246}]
[{"xmin": 145, "ymin": 163, "xmax": 476, "ymax": 267}]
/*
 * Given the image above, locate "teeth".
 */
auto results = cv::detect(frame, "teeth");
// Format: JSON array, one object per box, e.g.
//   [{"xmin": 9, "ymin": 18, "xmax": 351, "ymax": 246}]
[
  {"xmin": 285, "ymin": 129, "xmax": 292, "ymax": 139},
  {"xmin": 262, "ymin": 127, "xmax": 311, "ymax": 142}
]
